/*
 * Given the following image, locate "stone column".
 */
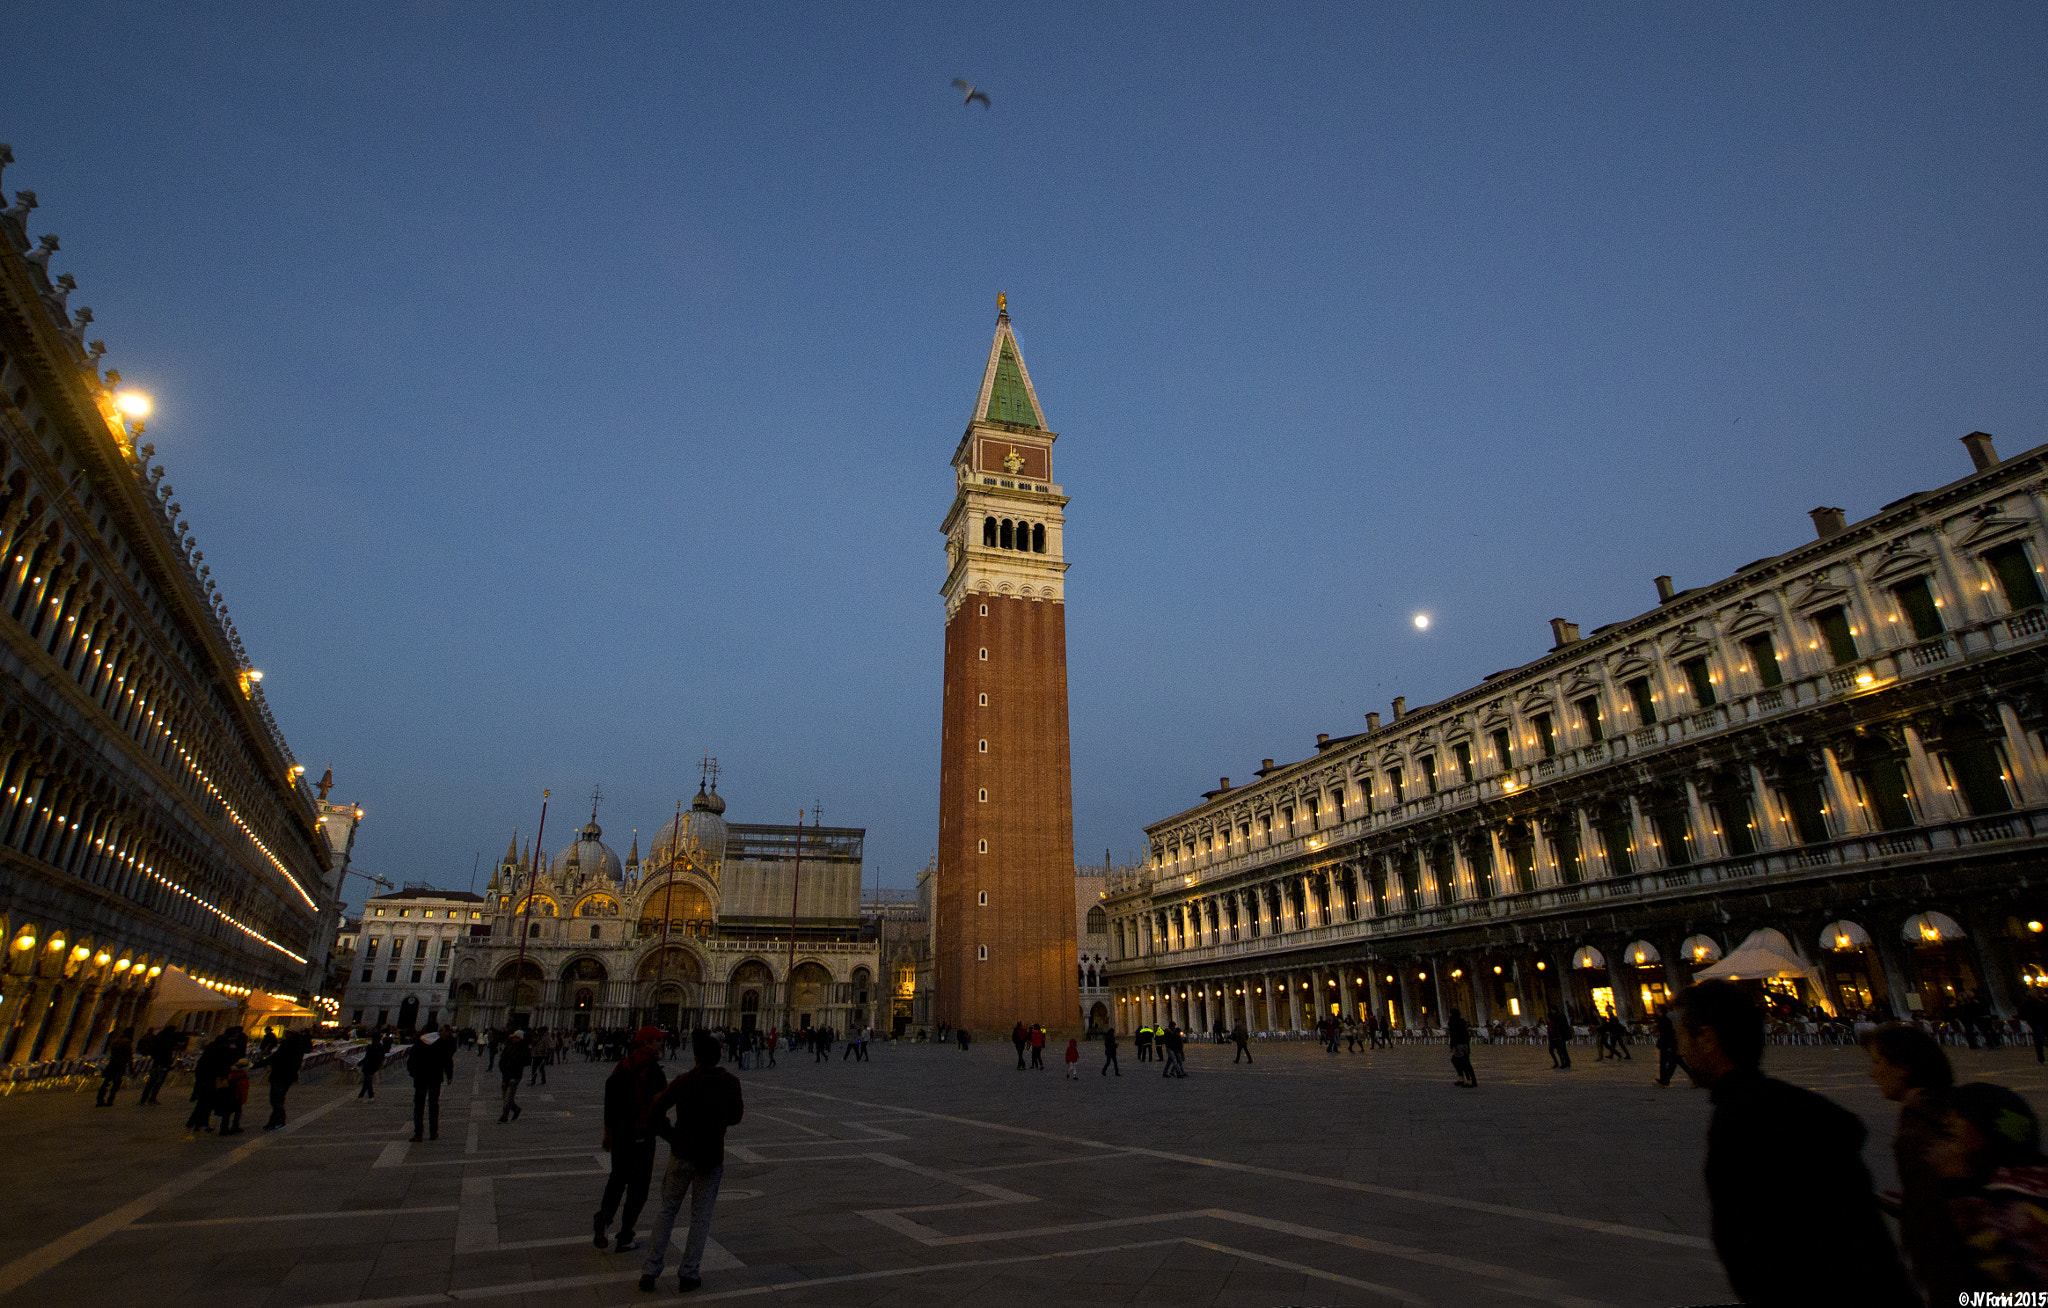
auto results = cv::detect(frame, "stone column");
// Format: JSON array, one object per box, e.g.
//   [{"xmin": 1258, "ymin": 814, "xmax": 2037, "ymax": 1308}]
[
  {"xmin": 1365, "ymin": 966, "xmax": 1386, "ymax": 1029},
  {"xmin": 1963, "ymin": 913, "xmax": 2019, "ymax": 1019},
  {"xmin": 1606, "ymin": 945, "xmax": 1641, "ymax": 1023},
  {"xmin": 1684, "ymin": 778, "xmax": 1718, "ymax": 862},
  {"xmin": 1869, "ymin": 922, "xmax": 1920, "ymax": 1019},
  {"xmin": 1746, "ymin": 765, "xmax": 1787, "ymax": 850},
  {"xmin": 1467, "ymin": 957, "xmax": 1493, "ymax": 1025},
  {"xmin": 1428, "ymin": 957, "xmax": 1449, "ymax": 1028},
  {"xmin": 1821, "ymin": 746, "xmax": 1871, "ymax": 836},
  {"xmin": 1337, "ymin": 967, "xmax": 1355, "ymax": 1024},
  {"xmin": 1286, "ymin": 972, "xmax": 1305, "ymax": 1031},
  {"xmin": 1902, "ymin": 725, "xmax": 1962, "ymax": 823},
  {"xmin": 1395, "ymin": 967, "xmax": 1418, "ymax": 1029},
  {"xmin": 1576, "ymin": 808, "xmax": 1607, "ymax": 878},
  {"xmin": 1448, "ymin": 840, "xmax": 1476, "ymax": 900},
  {"xmin": 53, "ymin": 982, "xmax": 101, "ymax": 1059},
  {"xmin": 1629, "ymin": 795, "xmax": 1663, "ymax": 872},
  {"xmin": 1998, "ymin": 702, "xmax": 2048, "ymax": 807},
  {"xmin": 1528, "ymin": 819, "xmax": 1559, "ymax": 888}
]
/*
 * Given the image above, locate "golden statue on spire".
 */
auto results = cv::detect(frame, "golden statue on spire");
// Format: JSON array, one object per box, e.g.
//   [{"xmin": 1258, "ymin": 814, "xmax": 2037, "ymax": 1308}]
[{"xmin": 998, "ymin": 291, "xmax": 1007, "ymax": 314}]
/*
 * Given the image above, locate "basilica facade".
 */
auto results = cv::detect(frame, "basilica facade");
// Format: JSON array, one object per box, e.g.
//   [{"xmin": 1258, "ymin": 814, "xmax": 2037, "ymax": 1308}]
[{"xmin": 452, "ymin": 783, "xmax": 879, "ymax": 1035}]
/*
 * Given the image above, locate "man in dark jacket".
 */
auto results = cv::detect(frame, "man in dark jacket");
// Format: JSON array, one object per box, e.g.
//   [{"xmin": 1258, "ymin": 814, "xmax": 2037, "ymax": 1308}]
[
  {"xmin": 1673, "ymin": 979, "xmax": 1916, "ymax": 1306},
  {"xmin": 497, "ymin": 1030, "xmax": 530, "ymax": 1123},
  {"xmin": 139, "ymin": 1027, "xmax": 183, "ymax": 1106},
  {"xmin": 358, "ymin": 1031, "xmax": 388, "ymax": 1099},
  {"xmin": 639, "ymin": 1030, "xmax": 744, "ymax": 1293},
  {"xmin": 185, "ymin": 1032, "xmax": 238, "ymax": 1135},
  {"xmin": 1546, "ymin": 1010, "xmax": 1573, "ymax": 1069},
  {"xmin": 408, "ymin": 1028, "xmax": 454, "ymax": 1141},
  {"xmin": 96, "ymin": 1029, "xmax": 134, "ymax": 1106},
  {"xmin": 262, "ymin": 1030, "xmax": 309, "ymax": 1129},
  {"xmin": 593, "ymin": 1025, "xmax": 667, "ymax": 1253},
  {"xmin": 1654, "ymin": 1010, "xmax": 1685, "ymax": 1087}
]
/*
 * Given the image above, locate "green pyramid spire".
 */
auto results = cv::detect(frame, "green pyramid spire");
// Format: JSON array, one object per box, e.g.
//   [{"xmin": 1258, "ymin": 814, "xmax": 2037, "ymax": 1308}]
[{"xmin": 984, "ymin": 340, "xmax": 1043, "ymax": 428}]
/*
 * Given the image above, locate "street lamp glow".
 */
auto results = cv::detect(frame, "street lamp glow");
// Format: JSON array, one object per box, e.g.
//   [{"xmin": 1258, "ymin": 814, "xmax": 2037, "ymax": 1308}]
[
  {"xmin": 1413, "ymin": 613, "xmax": 1430, "ymax": 630},
  {"xmin": 114, "ymin": 391, "xmax": 151, "ymax": 419}
]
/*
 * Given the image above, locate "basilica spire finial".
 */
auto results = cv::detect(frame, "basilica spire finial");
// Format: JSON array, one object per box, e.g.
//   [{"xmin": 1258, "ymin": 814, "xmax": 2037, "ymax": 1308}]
[{"xmin": 997, "ymin": 291, "xmax": 1007, "ymax": 321}]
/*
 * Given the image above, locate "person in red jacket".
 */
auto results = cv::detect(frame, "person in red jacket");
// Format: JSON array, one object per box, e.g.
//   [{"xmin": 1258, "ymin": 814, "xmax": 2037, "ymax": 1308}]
[
  {"xmin": 593, "ymin": 1026, "xmax": 667, "ymax": 1253},
  {"xmin": 1029, "ymin": 1023, "xmax": 1047, "ymax": 1070},
  {"xmin": 639, "ymin": 1030, "xmax": 744, "ymax": 1294},
  {"xmin": 1063, "ymin": 1038, "xmax": 1080, "ymax": 1080},
  {"xmin": 217, "ymin": 1059, "xmax": 251, "ymax": 1135}
]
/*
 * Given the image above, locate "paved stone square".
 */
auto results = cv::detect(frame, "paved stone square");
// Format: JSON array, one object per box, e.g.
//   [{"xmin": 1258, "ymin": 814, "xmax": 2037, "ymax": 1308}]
[{"xmin": 2, "ymin": 1034, "xmax": 2043, "ymax": 1307}]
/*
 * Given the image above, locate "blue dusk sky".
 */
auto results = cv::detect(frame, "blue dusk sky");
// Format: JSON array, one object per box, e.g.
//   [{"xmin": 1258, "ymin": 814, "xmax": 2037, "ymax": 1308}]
[{"xmin": 4, "ymin": 5, "xmax": 2045, "ymax": 903}]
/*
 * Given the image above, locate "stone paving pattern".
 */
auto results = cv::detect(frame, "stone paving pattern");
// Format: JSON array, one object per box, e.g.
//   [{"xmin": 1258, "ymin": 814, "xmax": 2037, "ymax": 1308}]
[{"xmin": 2, "ymin": 1034, "xmax": 2043, "ymax": 1306}]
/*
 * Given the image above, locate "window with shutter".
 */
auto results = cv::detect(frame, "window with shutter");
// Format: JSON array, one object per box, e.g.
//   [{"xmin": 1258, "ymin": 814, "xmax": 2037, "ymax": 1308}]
[
  {"xmin": 1891, "ymin": 577, "xmax": 1944, "ymax": 640},
  {"xmin": 1814, "ymin": 607, "xmax": 1859, "ymax": 666},
  {"xmin": 1743, "ymin": 634, "xmax": 1784, "ymax": 688},
  {"xmin": 1987, "ymin": 543, "xmax": 2045, "ymax": 611}
]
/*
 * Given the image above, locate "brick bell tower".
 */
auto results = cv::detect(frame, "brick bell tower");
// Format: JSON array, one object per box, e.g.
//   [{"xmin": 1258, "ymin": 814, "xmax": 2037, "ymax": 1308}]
[{"xmin": 936, "ymin": 296, "xmax": 1079, "ymax": 1035}]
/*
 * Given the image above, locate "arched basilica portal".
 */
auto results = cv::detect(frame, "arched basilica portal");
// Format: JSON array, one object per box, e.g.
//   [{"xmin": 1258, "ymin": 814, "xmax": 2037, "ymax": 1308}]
[{"xmin": 452, "ymin": 784, "xmax": 877, "ymax": 1034}]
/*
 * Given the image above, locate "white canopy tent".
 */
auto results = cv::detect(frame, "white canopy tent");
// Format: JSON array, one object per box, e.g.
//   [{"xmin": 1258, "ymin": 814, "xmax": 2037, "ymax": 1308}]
[
  {"xmin": 1693, "ymin": 927, "xmax": 1837, "ymax": 1016},
  {"xmin": 142, "ymin": 966, "xmax": 241, "ymax": 1032}
]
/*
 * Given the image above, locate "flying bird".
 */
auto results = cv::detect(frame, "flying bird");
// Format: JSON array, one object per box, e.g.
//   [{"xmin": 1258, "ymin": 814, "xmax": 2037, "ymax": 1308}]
[{"xmin": 952, "ymin": 78, "xmax": 991, "ymax": 109}]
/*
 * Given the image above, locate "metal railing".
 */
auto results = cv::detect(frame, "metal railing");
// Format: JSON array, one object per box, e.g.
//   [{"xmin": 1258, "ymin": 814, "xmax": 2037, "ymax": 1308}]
[{"xmin": 1119, "ymin": 805, "xmax": 2048, "ymax": 967}]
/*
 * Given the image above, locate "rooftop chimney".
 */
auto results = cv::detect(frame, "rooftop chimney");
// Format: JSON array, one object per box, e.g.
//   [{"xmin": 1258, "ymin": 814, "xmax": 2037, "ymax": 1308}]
[
  {"xmin": 1316, "ymin": 733, "xmax": 1330, "ymax": 748},
  {"xmin": 1392, "ymin": 696, "xmax": 1406, "ymax": 720},
  {"xmin": 1218, "ymin": 777, "xmax": 1231, "ymax": 792},
  {"xmin": 1809, "ymin": 507, "xmax": 1846, "ymax": 540},
  {"xmin": 1654, "ymin": 575, "xmax": 1676, "ymax": 603},
  {"xmin": 1260, "ymin": 758, "xmax": 1275, "ymax": 774},
  {"xmin": 1365, "ymin": 712, "xmax": 1381, "ymax": 731},
  {"xmin": 1548, "ymin": 618, "xmax": 1581, "ymax": 650},
  {"xmin": 1962, "ymin": 431, "xmax": 1999, "ymax": 473}
]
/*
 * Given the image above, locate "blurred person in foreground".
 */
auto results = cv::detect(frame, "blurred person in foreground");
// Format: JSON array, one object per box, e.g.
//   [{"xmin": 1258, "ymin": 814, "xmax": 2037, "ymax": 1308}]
[
  {"xmin": 1934, "ymin": 1081, "xmax": 2048, "ymax": 1290},
  {"xmin": 1672, "ymin": 979, "xmax": 1914, "ymax": 1306}
]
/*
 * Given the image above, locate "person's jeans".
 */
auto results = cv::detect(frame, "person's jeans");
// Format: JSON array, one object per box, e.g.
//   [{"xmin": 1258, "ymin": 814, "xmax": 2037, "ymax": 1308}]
[
  {"xmin": 358, "ymin": 1067, "xmax": 377, "ymax": 1098},
  {"xmin": 597, "ymin": 1136, "xmax": 657, "ymax": 1237},
  {"xmin": 266, "ymin": 1081, "xmax": 292, "ymax": 1128},
  {"xmin": 499, "ymin": 1076, "xmax": 521, "ymax": 1120},
  {"xmin": 1657, "ymin": 1048, "xmax": 1686, "ymax": 1086},
  {"xmin": 414, "ymin": 1078, "xmax": 442, "ymax": 1136},
  {"xmin": 186, "ymin": 1077, "xmax": 217, "ymax": 1131},
  {"xmin": 642, "ymin": 1157, "xmax": 723, "ymax": 1281},
  {"xmin": 95, "ymin": 1073, "xmax": 123, "ymax": 1105}
]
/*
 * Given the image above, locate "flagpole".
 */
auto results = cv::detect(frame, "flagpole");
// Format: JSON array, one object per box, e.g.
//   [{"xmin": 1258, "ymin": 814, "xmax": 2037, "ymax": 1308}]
[
  {"xmin": 510, "ymin": 790, "xmax": 549, "ymax": 1027},
  {"xmin": 783, "ymin": 810, "xmax": 804, "ymax": 1032}
]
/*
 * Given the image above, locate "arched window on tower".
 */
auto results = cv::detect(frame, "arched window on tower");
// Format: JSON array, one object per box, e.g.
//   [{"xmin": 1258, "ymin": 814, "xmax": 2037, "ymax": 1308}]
[
  {"xmin": 999, "ymin": 519, "xmax": 1013, "ymax": 550},
  {"xmin": 1031, "ymin": 523, "xmax": 1045, "ymax": 553},
  {"xmin": 982, "ymin": 517, "xmax": 996, "ymax": 547}
]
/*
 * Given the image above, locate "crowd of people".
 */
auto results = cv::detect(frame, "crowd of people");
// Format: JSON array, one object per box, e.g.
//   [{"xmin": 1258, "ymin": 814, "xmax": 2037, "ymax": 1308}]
[{"xmin": 81, "ymin": 1022, "xmax": 320, "ymax": 1136}]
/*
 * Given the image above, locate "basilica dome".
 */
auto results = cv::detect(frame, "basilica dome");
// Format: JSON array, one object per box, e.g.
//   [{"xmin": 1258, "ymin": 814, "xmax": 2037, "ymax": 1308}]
[
  {"xmin": 554, "ymin": 817, "xmax": 624, "ymax": 882},
  {"xmin": 649, "ymin": 783, "xmax": 728, "ymax": 879}
]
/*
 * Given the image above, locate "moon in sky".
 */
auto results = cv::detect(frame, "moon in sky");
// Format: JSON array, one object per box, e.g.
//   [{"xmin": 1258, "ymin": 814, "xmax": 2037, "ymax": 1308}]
[{"xmin": 1413, "ymin": 614, "xmax": 1430, "ymax": 630}]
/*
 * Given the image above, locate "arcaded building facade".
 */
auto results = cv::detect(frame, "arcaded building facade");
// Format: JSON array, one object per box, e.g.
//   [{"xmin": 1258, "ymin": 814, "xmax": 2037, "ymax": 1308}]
[
  {"xmin": 455, "ymin": 785, "xmax": 878, "ymax": 1035},
  {"xmin": 0, "ymin": 152, "xmax": 340, "ymax": 1063},
  {"xmin": 1105, "ymin": 433, "xmax": 2048, "ymax": 1034},
  {"xmin": 934, "ymin": 300, "xmax": 1079, "ymax": 1033}
]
